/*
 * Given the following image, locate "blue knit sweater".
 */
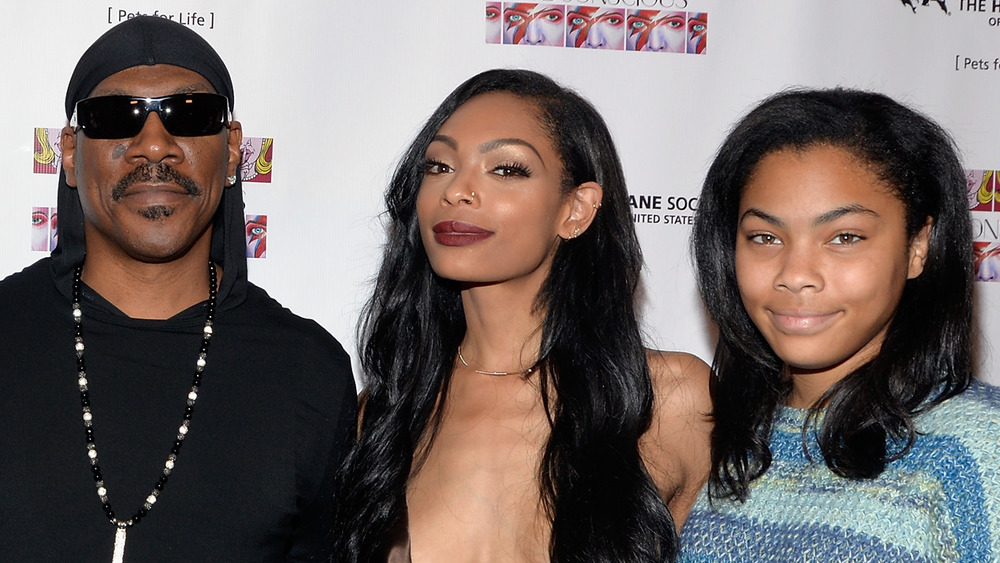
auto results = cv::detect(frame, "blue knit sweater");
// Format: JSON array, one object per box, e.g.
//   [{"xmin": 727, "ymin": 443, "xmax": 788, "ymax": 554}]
[{"xmin": 679, "ymin": 382, "xmax": 1000, "ymax": 562}]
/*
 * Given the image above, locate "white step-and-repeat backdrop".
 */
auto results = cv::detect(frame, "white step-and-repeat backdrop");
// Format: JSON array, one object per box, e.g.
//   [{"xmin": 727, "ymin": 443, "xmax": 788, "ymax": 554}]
[{"xmin": 3, "ymin": 0, "xmax": 999, "ymax": 384}]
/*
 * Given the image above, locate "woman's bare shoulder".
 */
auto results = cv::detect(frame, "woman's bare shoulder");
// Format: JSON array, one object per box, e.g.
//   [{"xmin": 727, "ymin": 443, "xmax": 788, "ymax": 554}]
[{"xmin": 641, "ymin": 349, "xmax": 714, "ymax": 529}]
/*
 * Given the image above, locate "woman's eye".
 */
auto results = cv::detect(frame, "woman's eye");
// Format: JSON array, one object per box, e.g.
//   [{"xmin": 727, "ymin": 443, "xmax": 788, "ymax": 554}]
[
  {"xmin": 830, "ymin": 233, "xmax": 864, "ymax": 245},
  {"xmin": 493, "ymin": 164, "xmax": 530, "ymax": 178},
  {"xmin": 749, "ymin": 233, "xmax": 780, "ymax": 245},
  {"xmin": 424, "ymin": 161, "xmax": 453, "ymax": 175}
]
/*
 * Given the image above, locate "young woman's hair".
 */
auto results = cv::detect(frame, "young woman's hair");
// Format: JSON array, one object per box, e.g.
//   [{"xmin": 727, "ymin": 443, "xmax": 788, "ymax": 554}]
[
  {"xmin": 332, "ymin": 69, "xmax": 677, "ymax": 561},
  {"xmin": 692, "ymin": 87, "xmax": 974, "ymax": 502}
]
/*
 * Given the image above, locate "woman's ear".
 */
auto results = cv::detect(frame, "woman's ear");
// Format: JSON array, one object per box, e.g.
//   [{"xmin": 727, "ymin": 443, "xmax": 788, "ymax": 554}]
[
  {"xmin": 559, "ymin": 181, "xmax": 603, "ymax": 240},
  {"xmin": 907, "ymin": 217, "xmax": 933, "ymax": 279}
]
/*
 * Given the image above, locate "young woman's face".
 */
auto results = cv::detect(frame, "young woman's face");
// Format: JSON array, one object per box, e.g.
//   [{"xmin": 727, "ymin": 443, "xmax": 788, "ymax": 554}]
[
  {"xmin": 416, "ymin": 92, "xmax": 572, "ymax": 286},
  {"xmin": 735, "ymin": 145, "xmax": 929, "ymax": 389}
]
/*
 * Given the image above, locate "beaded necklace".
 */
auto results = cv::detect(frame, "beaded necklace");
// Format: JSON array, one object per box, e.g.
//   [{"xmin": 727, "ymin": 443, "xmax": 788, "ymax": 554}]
[{"xmin": 72, "ymin": 262, "xmax": 217, "ymax": 563}]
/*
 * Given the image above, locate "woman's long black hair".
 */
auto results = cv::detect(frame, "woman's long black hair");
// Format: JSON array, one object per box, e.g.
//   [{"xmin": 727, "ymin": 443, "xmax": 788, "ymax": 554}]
[
  {"xmin": 332, "ymin": 69, "xmax": 677, "ymax": 561},
  {"xmin": 692, "ymin": 88, "xmax": 974, "ymax": 502}
]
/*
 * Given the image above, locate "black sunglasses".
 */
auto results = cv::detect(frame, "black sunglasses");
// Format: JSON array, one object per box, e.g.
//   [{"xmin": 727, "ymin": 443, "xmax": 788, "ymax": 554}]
[{"xmin": 71, "ymin": 93, "xmax": 231, "ymax": 139}]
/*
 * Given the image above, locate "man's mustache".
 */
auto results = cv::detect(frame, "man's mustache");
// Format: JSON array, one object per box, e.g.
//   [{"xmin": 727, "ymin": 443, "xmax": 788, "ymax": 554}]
[{"xmin": 111, "ymin": 163, "xmax": 202, "ymax": 201}]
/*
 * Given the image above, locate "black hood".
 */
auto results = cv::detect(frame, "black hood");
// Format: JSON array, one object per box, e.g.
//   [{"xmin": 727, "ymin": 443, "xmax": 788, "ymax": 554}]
[{"xmin": 52, "ymin": 16, "xmax": 247, "ymax": 312}]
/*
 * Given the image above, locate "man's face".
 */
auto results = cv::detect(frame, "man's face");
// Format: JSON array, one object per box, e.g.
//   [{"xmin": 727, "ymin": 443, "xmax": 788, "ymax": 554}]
[{"xmin": 62, "ymin": 64, "xmax": 242, "ymax": 263}]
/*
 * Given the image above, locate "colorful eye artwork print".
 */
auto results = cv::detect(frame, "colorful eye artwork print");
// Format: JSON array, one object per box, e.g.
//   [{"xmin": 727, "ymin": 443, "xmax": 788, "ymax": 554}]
[
  {"xmin": 245, "ymin": 214, "xmax": 267, "ymax": 259},
  {"xmin": 567, "ymin": 7, "xmax": 625, "ymax": 50},
  {"xmin": 486, "ymin": 2, "xmax": 502, "ymax": 44},
  {"xmin": 626, "ymin": 10, "xmax": 685, "ymax": 53},
  {"xmin": 504, "ymin": 3, "xmax": 566, "ymax": 46}
]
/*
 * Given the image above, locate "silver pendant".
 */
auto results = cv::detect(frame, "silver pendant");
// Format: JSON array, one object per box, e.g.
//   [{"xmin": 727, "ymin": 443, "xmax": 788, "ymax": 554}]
[{"xmin": 112, "ymin": 525, "xmax": 127, "ymax": 563}]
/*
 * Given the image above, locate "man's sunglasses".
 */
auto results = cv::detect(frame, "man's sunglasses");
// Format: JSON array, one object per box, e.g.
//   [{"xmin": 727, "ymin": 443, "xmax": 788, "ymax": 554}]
[{"xmin": 71, "ymin": 93, "xmax": 231, "ymax": 139}]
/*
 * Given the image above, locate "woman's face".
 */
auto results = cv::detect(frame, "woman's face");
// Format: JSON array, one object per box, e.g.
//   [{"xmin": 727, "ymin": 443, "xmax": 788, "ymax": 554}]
[
  {"xmin": 734, "ymin": 145, "xmax": 929, "ymax": 390},
  {"xmin": 416, "ymin": 92, "xmax": 572, "ymax": 286}
]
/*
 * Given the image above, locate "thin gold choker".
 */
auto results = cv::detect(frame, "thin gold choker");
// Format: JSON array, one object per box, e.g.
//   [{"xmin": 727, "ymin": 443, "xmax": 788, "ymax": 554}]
[{"xmin": 457, "ymin": 345, "xmax": 537, "ymax": 377}]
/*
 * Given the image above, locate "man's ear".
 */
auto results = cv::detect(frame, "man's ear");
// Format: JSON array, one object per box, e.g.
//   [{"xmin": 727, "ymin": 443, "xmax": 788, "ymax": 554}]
[
  {"xmin": 61, "ymin": 126, "xmax": 78, "ymax": 188},
  {"xmin": 907, "ymin": 217, "xmax": 933, "ymax": 279},
  {"xmin": 226, "ymin": 121, "xmax": 243, "ymax": 183},
  {"xmin": 559, "ymin": 181, "xmax": 603, "ymax": 240}
]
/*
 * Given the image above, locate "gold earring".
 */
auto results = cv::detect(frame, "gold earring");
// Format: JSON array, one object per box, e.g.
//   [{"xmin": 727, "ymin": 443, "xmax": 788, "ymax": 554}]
[
  {"xmin": 593, "ymin": 202, "xmax": 602, "ymax": 209},
  {"xmin": 571, "ymin": 227, "xmax": 581, "ymax": 238},
  {"xmin": 226, "ymin": 175, "xmax": 237, "ymax": 186}
]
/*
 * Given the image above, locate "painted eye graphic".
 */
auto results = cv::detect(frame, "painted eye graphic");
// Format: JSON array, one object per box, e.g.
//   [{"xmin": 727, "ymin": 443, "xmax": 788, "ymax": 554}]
[
  {"xmin": 690, "ymin": 23, "xmax": 705, "ymax": 32},
  {"xmin": 665, "ymin": 19, "xmax": 683, "ymax": 29},
  {"xmin": 544, "ymin": 12, "xmax": 563, "ymax": 23},
  {"xmin": 631, "ymin": 20, "xmax": 647, "ymax": 30},
  {"xmin": 486, "ymin": 7, "xmax": 500, "ymax": 20},
  {"xmin": 249, "ymin": 227, "xmax": 265, "ymax": 236},
  {"xmin": 570, "ymin": 16, "xmax": 586, "ymax": 25},
  {"xmin": 32, "ymin": 212, "xmax": 47, "ymax": 227},
  {"xmin": 507, "ymin": 13, "xmax": 523, "ymax": 23},
  {"xmin": 604, "ymin": 16, "xmax": 624, "ymax": 26}
]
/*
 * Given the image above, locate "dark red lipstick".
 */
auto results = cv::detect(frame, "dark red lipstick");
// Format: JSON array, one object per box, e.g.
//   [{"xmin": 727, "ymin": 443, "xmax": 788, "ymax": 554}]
[{"xmin": 432, "ymin": 221, "xmax": 494, "ymax": 246}]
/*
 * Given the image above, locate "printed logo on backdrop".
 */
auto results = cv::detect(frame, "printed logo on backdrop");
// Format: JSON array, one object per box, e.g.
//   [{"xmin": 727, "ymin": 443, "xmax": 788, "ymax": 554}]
[
  {"xmin": 240, "ymin": 137, "xmax": 273, "ymax": 183},
  {"xmin": 956, "ymin": 0, "xmax": 1000, "ymax": 28},
  {"xmin": 33, "ymin": 128, "xmax": 63, "ymax": 175},
  {"xmin": 900, "ymin": 0, "xmax": 950, "ymax": 13},
  {"xmin": 30, "ymin": 207, "xmax": 58, "ymax": 252},
  {"xmin": 967, "ymin": 169, "xmax": 1000, "ymax": 281},
  {"xmin": 630, "ymin": 193, "xmax": 697, "ymax": 226},
  {"xmin": 488, "ymin": 2, "xmax": 707, "ymax": 54},
  {"xmin": 245, "ymin": 215, "xmax": 267, "ymax": 259},
  {"xmin": 107, "ymin": 8, "xmax": 216, "ymax": 29}
]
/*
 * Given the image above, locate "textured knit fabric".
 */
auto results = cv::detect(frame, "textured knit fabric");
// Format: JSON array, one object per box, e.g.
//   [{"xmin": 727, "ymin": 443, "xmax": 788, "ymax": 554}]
[{"xmin": 679, "ymin": 382, "xmax": 1000, "ymax": 562}]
